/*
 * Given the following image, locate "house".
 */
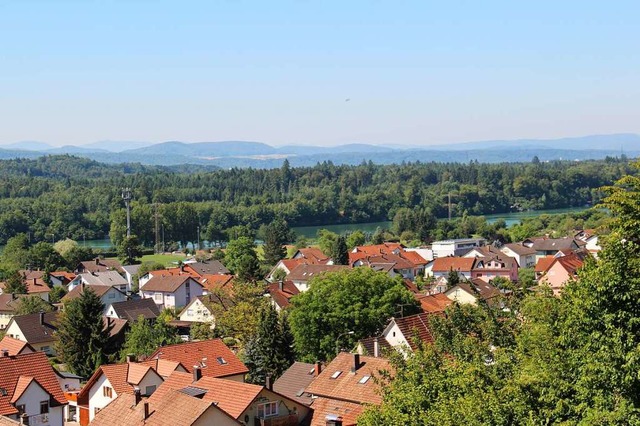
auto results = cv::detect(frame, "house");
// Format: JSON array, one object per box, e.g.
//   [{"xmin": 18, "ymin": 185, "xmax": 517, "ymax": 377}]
[
  {"xmin": 286, "ymin": 264, "xmax": 349, "ymax": 292},
  {"xmin": 48, "ymin": 271, "xmax": 76, "ymax": 288},
  {"xmin": 305, "ymin": 353, "xmax": 391, "ymax": 426},
  {"xmin": 75, "ymin": 258, "xmax": 123, "ymax": 274},
  {"xmin": 429, "ymin": 257, "xmax": 475, "ymax": 281},
  {"xmin": 535, "ymin": 256, "xmax": 556, "ymax": 279},
  {"xmin": 351, "ymin": 242, "xmax": 404, "ymax": 256},
  {"xmin": 445, "ymin": 278, "xmax": 502, "ymax": 306},
  {"xmin": 104, "ymin": 298, "xmax": 160, "ymax": 322},
  {"xmin": 0, "ymin": 351, "xmax": 68, "ymax": 426},
  {"xmin": 62, "ymin": 284, "xmax": 128, "ymax": 312},
  {"xmin": 500, "ymin": 243, "xmax": 537, "ymax": 268},
  {"xmin": 90, "ymin": 389, "xmax": 238, "ymax": 426},
  {"xmin": 424, "ymin": 276, "xmax": 449, "ymax": 295},
  {"xmin": 266, "ymin": 281, "xmax": 300, "ymax": 311},
  {"xmin": 68, "ymin": 271, "xmax": 130, "ymax": 293},
  {"xmin": 414, "ymin": 292, "xmax": 452, "ymax": 314},
  {"xmin": 120, "ymin": 265, "xmax": 140, "ymax": 290},
  {"xmin": 267, "ymin": 247, "xmax": 332, "ymax": 282},
  {"xmin": 0, "ymin": 272, "xmax": 51, "ymax": 302},
  {"xmin": 148, "ymin": 339, "xmax": 249, "ymax": 381},
  {"xmin": 470, "ymin": 255, "xmax": 519, "ymax": 282},
  {"xmin": 200, "ymin": 274, "xmax": 235, "ymax": 293},
  {"xmin": 585, "ymin": 235, "xmax": 601, "ymax": 258},
  {"xmin": 523, "ymin": 237, "xmax": 583, "ymax": 258},
  {"xmin": 4, "ymin": 312, "xmax": 58, "ymax": 355},
  {"xmin": 381, "ymin": 312, "xmax": 438, "ymax": 356},
  {"xmin": 350, "ymin": 244, "xmax": 428, "ymax": 280},
  {"xmin": 355, "ymin": 336, "xmax": 393, "ymax": 358},
  {"xmin": 431, "ymin": 238, "xmax": 486, "ymax": 258},
  {"xmin": 138, "ymin": 267, "xmax": 201, "ymax": 289},
  {"xmin": 538, "ymin": 253, "xmax": 585, "ymax": 295},
  {"xmin": 141, "ymin": 275, "xmax": 203, "ymax": 310},
  {"xmin": 273, "ymin": 362, "xmax": 319, "ymax": 406},
  {"xmin": 183, "ymin": 260, "xmax": 230, "ymax": 278},
  {"xmin": 178, "ymin": 293, "xmax": 233, "ymax": 326},
  {"xmin": 137, "ymin": 358, "xmax": 187, "ymax": 379},
  {"xmin": 146, "ymin": 369, "xmax": 311, "ymax": 425},
  {"xmin": 76, "ymin": 361, "xmax": 164, "ymax": 425},
  {"xmin": 267, "ymin": 258, "xmax": 307, "ymax": 282},
  {"xmin": 0, "ymin": 294, "xmax": 21, "ymax": 330},
  {"xmin": 0, "ymin": 336, "xmax": 35, "ymax": 356}
]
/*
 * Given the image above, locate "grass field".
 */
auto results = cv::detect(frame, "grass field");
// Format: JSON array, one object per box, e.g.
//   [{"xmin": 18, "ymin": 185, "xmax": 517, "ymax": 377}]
[{"xmin": 139, "ymin": 253, "xmax": 189, "ymax": 267}]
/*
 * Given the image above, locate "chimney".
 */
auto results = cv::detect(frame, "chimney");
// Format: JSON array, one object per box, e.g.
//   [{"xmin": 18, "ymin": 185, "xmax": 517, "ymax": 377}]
[
  {"xmin": 265, "ymin": 375, "xmax": 273, "ymax": 391},
  {"xmin": 314, "ymin": 361, "xmax": 322, "ymax": 376},
  {"xmin": 1, "ymin": 349, "xmax": 8, "ymax": 357},
  {"xmin": 143, "ymin": 402, "xmax": 150, "ymax": 420},
  {"xmin": 180, "ymin": 264, "xmax": 185, "ymax": 273},
  {"xmin": 39, "ymin": 311, "xmax": 45, "ymax": 325},
  {"xmin": 126, "ymin": 354, "xmax": 136, "ymax": 363},
  {"xmin": 278, "ymin": 281, "xmax": 284, "ymax": 292},
  {"xmin": 81, "ymin": 282, "xmax": 85, "ymax": 292},
  {"xmin": 95, "ymin": 258, "xmax": 100, "ymax": 265},
  {"xmin": 33, "ymin": 278, "xmax": 37, "ymax": 285},
  {"xmin": 351, "ymin": 354, "xmax": 360, "ymax": 373},
  {"xmin": 134, "ymin": 387, "xmax": 141, "ymax": 405},
  {"xmin": 325, "ymin": 415, "xmax": 343, "ymax": 426},
  {"xmin": 373, "ymin": 338, "xmax": 380, "ymax": 358},
  {"xmin": 193, "ymin": 365, "xmax": 202, "ymax": 382}
]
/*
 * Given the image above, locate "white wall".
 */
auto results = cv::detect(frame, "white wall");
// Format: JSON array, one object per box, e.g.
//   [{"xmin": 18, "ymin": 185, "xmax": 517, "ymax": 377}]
[
  {"xmin": 15, "ymin": 380, "xmax": 64, "ymax": 426},
  {"xmin": 179, "ymin": 299, "xmax": 214, "ymax": 325},
  {"xmin": 138, "ymin": 370, "xmax": 163, "ymax": 396},
  {"xmin": 88, "ymin": 375, "xmax": 117, "ymax": 422}
]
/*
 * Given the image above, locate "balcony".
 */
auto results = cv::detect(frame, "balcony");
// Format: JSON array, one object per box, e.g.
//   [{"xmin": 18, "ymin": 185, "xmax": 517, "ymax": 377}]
[
  {"xmin": 254, "ymin": 414, "xmax": 299, "ymax": 426},
  {"xmin": 20, "ymin": 413, "xmax": 49, "ymax": 425}
]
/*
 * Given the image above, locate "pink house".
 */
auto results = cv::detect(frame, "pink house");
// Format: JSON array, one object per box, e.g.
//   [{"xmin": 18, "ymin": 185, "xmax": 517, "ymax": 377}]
[
  {"xmin": 539, "ymin": 253, "xmax": 585, "ymax": 295},
  {"xmin": 470, "ymin": 255, "xmax": 519, "ymax": 283}
]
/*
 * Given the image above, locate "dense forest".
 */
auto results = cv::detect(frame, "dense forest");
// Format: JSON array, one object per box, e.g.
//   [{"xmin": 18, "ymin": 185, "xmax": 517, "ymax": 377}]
[{"xmin": 0, "ymin": 155, "xmax": 631, "ymax": 246}]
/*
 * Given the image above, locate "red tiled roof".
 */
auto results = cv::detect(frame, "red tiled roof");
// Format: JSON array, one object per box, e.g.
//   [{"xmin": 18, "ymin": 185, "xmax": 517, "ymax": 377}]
[
  {"xmin": 305, "ymin": 353, "xmax": 391, "ymax": 405},
  {"xmin": 0, "ymin": 352, "xmax": 67, "ymax": 416},
  {"xmin": 415, "ymin": 293, "xmax": 452, "ymax": 313},
  {"xmin": 308, "ymin": 397, "xmax": 363, "ymax": 426},
  {"xmin": 294, "ymin": 248, "xmax": 331, "ymax": 265},
  {"xmin": 353, "ymin": 243, "xmax": 404, "ymax": 256},
  {"xmin": 431, "ymin": 257, "xmax": 475, "ymax": 273},
  {"xmin": 0, "ymin": 336, "xmax": 35, "ymax": 356},
  {"xmin": 78, "ymin": 362, "xmax": 161, "ymax": 402},
  {"xmin": 200, "ymin": 274, "xmax": 235, "ymax": 292},
  {"xmin": 148, "ymin": 339, "xmax": 248, "ymax": 378},
  {"xmin": 400, "ymin": 251, "xmax": 428, "ymax": 266},
  {"xmin": 286, "ymin": 264, "xmax": 349, "ymax": 282},
  {"xmin": 138, "ymin": 359, "xmax": 185, "ymax": 378},
  {"xmin": 273, "ymin": 362, "xmax": 317, "ymax": 405},
  {"xmin": 392, "ymin": 312, "xmax": 437, "ymax": 351},
  {"xmin": 267, "ymin": 281, "xmax": 300, "ymax": 309},
  {"xmin": 352, "ymin": 253, "xmax": 415, "ymax": 271},
  {"xmin": 555, "ymin": 253, "xmax": 585, "ymax": 275},
  {"xmin": 148, "ymin": 267, "xmax": 201, "ymax": 280},
  {"xmin": 535, "ymin": 256, "xmax": 556, "ymax": 273}
]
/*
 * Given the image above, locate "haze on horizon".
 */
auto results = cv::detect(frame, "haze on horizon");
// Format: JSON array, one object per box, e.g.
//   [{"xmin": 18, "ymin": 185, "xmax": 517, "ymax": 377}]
[{"xmin": 1, "ymin": 1, "xmax": 639, "ymax": 147}]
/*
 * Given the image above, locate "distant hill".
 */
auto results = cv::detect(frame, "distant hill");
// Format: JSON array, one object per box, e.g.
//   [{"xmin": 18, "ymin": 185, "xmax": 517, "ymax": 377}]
[{"xmin": 0, "ymin": 134, "xmax": 637, "ymax": 167}]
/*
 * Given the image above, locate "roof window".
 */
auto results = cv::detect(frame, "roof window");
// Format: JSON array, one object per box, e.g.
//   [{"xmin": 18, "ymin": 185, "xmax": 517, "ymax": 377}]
[
  {"xmin": 330, "ymin": 371, "xmax": 342, "ymax": 379},
  {"xmin": 216, "ymin": 357, "xmax": 227, "ymax": 365},
  {"xmin": 358, "ymin": 375, "xmax": 371, "ymax": 384}
]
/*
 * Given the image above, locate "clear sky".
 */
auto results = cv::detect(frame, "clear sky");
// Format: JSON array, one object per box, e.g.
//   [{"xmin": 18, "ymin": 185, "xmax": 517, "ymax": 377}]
[{"xmin": 1, "ymin": 0, "xmax": 638, "ymax": 147}]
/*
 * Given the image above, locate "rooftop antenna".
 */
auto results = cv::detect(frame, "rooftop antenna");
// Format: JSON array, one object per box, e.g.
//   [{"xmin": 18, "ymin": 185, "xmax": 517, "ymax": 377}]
[{"xmin": 121, "ymin": 188, "xmax": 132, "ymax": 237}]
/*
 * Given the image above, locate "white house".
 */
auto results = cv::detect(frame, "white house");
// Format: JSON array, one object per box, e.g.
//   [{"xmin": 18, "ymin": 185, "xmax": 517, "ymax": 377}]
[
  {"xmin": 68, "ymin": 271, "xmax": 129, "ymax": 293},
  {"xmin": 0, "ymin": 351, "xmax": 68, "ymax": 426},
  {"xmin": 500, "ymin": 243, "xmax": 537, "ymax": 268},
  {"xmin": 177, "ymin": 294, "xmax": 228, "ymax": 326},
  {"xmin": 62, "ymin": 284, "xmax": 128, "ymax": 313},
  {"xmin": 431, "ymin": 238, "xmax": 486, "ymax": 258},
  {"xmin": 77, "ymin": 362, "xmax": 164, "ymax": 424},
  {"xmin": 104, "ymin": 298, "xmax": 160, "ymax": 322},
  {"xmin": 141, "ymin": 276, "xmax": 203, "ymax": 310}
]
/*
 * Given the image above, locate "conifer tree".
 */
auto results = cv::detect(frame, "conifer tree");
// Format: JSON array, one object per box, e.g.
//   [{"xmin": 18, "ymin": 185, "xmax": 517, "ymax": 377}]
[
  {"xmin": 4, "ymin": 270, "xmax": 26, "ymax": 294},
  {"xmin": 56, "ymin": 288, "xmax": 111, "ymax": 378},
  {"xmin": 330, "ymin": 236, "xmax": 349, "ymax": 265}
]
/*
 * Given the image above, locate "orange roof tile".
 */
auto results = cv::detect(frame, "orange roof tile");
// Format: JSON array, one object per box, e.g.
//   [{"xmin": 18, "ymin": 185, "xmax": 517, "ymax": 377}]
[
  {"xmin": 267, "ymin": 280, "xmax": 300, "ymax": 309},
  {"xmin": 200, "ymin": 274, "xmax": 235, "ymax": 292},
  {"xmin": 305, "ymin": 353, "xmax": 391, "ymax": 405},
  {"xmin": 535, "ymin": 256, "xmax": 556, "ymax": 273},
  {"xmin": 194, "ymin": 377, "xmax": 263, "ymax": 418},
  {"xmin": 138, "ymin": 359, "xmax": 185, "ymax": 378},
  {"xmin": 400, "ymin": 251, "xmax": 428, "ymax": 266},
  {"xmin": 10, "ymin": 376, "xmax": 35, "ymax": 403},
  {"xmin": 353, "ymin": 243, "xmax": 404, "ymax": 256},
  {"xmin": 415, "ymin": 293, "xmax": 452, "ymax": 313},
  {"xmin": 148, "ymin": 339, "xmax": 248, "ymax": 378},
  {"xmin": 392, "ymin": 313, "xmax": 437, "ymax": 351},
  {"xmin": 295, "ymin": 248, "xmax": 331, "ymax": 264},
  {"xmin": 308, "ymin": 396, "xmax": 363, "ymax": 426},
  {"xmin": 0, "ymin": 336, "xmax": 34, "ymax": 356},
  {"xmin": 431, "ymin": 257, "xmax": 475, "ymax": 273}
]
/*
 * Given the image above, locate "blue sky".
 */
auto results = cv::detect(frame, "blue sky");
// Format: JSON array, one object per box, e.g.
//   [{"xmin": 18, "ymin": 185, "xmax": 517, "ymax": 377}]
[{"xmin": 1, "ymin": 1, "xmax": 638, "ymax": 146}]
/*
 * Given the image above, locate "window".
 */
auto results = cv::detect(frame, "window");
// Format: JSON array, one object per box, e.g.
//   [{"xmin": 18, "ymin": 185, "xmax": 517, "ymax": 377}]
[
  {"xmin": 103, "ymin": 386, "xmax": 113, "ymax": 398},
  {"xmin": 145, "ymin": 385, "xmax": 156, "ymax": 395},
  {"xmin": 257, "ymin": 402, "xmax": 278, "ymax": 418},
  {"xmin": 216, "ymin": 357, "xmax": 227, "ymax": 365},
  {"xmin": 108, "ymin": 292, "xmax": 116, "ymax": 298},
  {"xmin": 40, "ymin": 401, "xmax": 49, "ymax": 414},
  {"xmin": 358, "ymin": 376, "xmax": 371, "ymax": 384},
  {"xmin": 154, "ymin": 293, "xmax": 163, "ymax": 302},
  {"xmin": 17, "ymin": 405, "xmax": 25, "ymax": 415},
  {"xmin": 330, "ymin": 371, "xmax": 342, "ymax": 379},
  {"xmin": 187, "ymin": 309, "xmax": 194, "ymax": 316}
]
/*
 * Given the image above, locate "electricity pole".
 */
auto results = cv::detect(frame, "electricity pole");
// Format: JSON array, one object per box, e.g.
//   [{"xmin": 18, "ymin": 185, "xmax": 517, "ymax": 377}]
[
  {"xmin": 121, "ymin": 188, "xmax": 132, "ymax": 237},
  {"xmin": 154, "ymin": 203, "xmax": 161, "ymax": 254}
]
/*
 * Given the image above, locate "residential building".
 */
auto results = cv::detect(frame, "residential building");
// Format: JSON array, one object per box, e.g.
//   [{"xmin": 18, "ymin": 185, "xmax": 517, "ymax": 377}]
[
  {"xmin": 380, "ymin": 312, "xmax": 437, "ymax": 356},
  {"xmin": 267, "ymin": 247, "xmax": 332, "ymax": 282},
  {"xmin": 120, "ymin": 264, "xmax": 140, "ymax": 290},
  {"xmin": 266, "ymin": 281, "xmax": 300, "ymax": 311},
  {"xmin": 200, "ymin": 274, "xmax": 235, "ymax": 294},
  {"xmin": 0, "ymin": 294, "xmax": 21, "ymax": 330},
  {"xmin": 4, "ymin": 312, "xmax": 58, "ymax": 355},
  {"xmin": 470, "ymin": 255, "xmax": 519, "ymax": 282},
  {"xmin": 431, "ymin": 238, "xmax": 486, "ymax": 258},
  {"xmin": 75, "ymin": 258, "xmax": 123, "ymax": 275},
  {"xmin": 286, "ymin": 264, "xmax": 349, "ymax": 292},
  {"xmin": 500, "ymin": 243, "xmax": 537, "ymax": 268},
  {"xmin": 104, "ymin": 298, "xmax": 160, "ymax": 322},
  {"xmin": 445, "ymin": 278, "xmax": 502, "ymax": 306},
  {"xmin": 138, "ymin": 267, "xmax": 200, "ymax": 289},
  {"xmin": 0, "ymin": 336, "xmax": 35, "ymax": 356},
  {"xmin": 305, "ymin": 353, "xmax": 391, "ymax": 426},
  {"xmin": 68, "ymin": 271, "xmax": 129, "ymax": 293},
  {"xmin": 0, "ymin": 351, "xmax": 67, "ymax": 426},
  {"xmin": 414, "ymin": 292, "xmax": 452, "ymax": 313},
  {"xmin": 178, "ymin": 293, "xmax": 233, "ymax": 326},
  {"xmin": 428, "ymin": 257, "xmax": 475, "ymax": 280},
  {"xmin": 62, "ymin": 284, "xmax": 127, "ymax": 312},
  {"xmin": 523, "ymin": 236, "xmax": 583, "ymax": 258},
  {"xmin": 0, "ymin": 272, "xmax": 51, "ymax": 302},
  {"xmin": 183, "ymin": 260, "xmax": 230, "ymax": 278},
  {"xmin": 538, "ymin": 253, "xmax": 585, "ymax": 295},
  {"xmin": 148, "ymin": 339, "xmax": 249, "ymax": 381},
  {"xmin": 141, "ymin": 275, "xmax": 203, "ymax": 310},
  {"xmin": 76, "ymin": 361, "xmax": 164, "ymax": 425}
]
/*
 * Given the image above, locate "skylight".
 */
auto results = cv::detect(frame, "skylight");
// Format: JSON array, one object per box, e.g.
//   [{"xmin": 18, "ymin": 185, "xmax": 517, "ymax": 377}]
[
  {"xmin": 216, "ymin": 356, "xmax": 227, "ymax": 365},
  {"xmin": 330, "ymin": 371, "xmax": 342, "ymax": 379},
  {"xmin": 358, "ymin": 375, "xmax": 371, "ymax": 384}
]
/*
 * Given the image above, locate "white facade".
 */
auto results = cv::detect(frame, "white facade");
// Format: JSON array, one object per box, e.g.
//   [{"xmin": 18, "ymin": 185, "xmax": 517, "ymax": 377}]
[
  {"xmin": 445, "ymin": 286, "xmax": 478, "ymax": 305},
  {"xmin": 10, "ymin": 379, "xmax": 64, "ymax": 426},
  {"xmin": 0, "ymin": 311, "xmax": 13, "ymax": 330},
  {"xmin": 500, "ymin": 247, "xmax": 535, "ymax": 268},
  {"xmin": 178, "ymin": 298, "xmax": 215, "ymax": 325},
  {"xmin": 3, "ymin": 321, "xmax": 56, "ymax": 355},
  {"xmin": 381, "ymin": 322, "xmax": 411, "ymax": 357},
  {"xmin": 405, "ymin": 248, "xmax": 433, "ymax": 262},
  {"xmin": 431, "ymin": 238, "xmax": 486, "ymax": 258},
  {"xmin": 142, "ymin": 279, "xmax": 203, "ymax": 310}
]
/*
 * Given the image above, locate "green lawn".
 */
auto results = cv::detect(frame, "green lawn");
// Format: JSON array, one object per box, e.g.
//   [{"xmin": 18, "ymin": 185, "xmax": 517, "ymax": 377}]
[{"xmin": 139, "ymin": 253, "xmax": 189, "ymax": 267}]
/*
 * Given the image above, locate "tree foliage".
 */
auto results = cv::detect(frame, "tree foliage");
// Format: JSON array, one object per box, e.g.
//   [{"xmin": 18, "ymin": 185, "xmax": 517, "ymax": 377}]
[
  {"xmin": 289, "ymin": 268, "xmax": 419, "ymax": 362},
  {"xmin": 224, "ymin": 237, "xmax": 259, "ymax": 281},
  {"xmin": 55, "ymin": 288, "xmax": 111, "ymax": 378},
  {"xmin": 120, "ymin": 315, "xmax": 181, "ymax": 360},
  {"xmin": 15, "ymin": 296, "xmax": 54, "ymax": 315}
]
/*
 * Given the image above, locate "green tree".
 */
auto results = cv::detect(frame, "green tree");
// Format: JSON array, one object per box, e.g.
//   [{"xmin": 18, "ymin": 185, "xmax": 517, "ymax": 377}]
[
  {"xmin": 330, "ymin": 235, "xmax": 349, "ymax": 265},
  {"xmin": 49, "ymin": 286, "xmax": 67, "ymax": 304},
  {"xmin": 317, "ymin": 229, "xmax": 339, "ymax": 257},
  {"xmin": 15, "ymin": 296, "xmax": 54, "ymax": 315},
  {"xmin": 1, "ymin": 234, "xmax": 29, "ymax": 270},
  {"xmin": 262, "ymin": 219, "xmax": 289, "ymax": 266},
  {"xmin": 244, "ymin": 305, "xmax": 295, "ymax": 384},
  {"xmin": 120, "ymin": 315, "xmax": 181, "ymax": 360},
  {"xmin": 447, "ymin": 267, "xmax": 460, "ymax": 286},
  {"xmin": 346, "ymin": 230, "xmax": 366, "ymax": 250},
  {"xmin": 3, "ymin": 270, "xmax": 27, "ymax": 294},
  {"xmin": 117, "ymin": 235, "xmax": 142, "ymax": 265},
  {"xmin": 289, "ymin": 268, "xmax": 419, "ymax": 361},
  {"xmin": 62, "ymin": 245, "xmax": 94, "ymax": 271},
  {"xmin": 26, "ymin": 241, "xmax": 65, "ymax": 270},
  {"xmin": 190, "ymin": 322, "xmax": 215, "ymax": 341},
  {"xmin": 225, "ymin": 237, "xmax": 259, "ymax": 281},
  {"xmin": 56, "ymin": 288, "xmax": 111, "ymax": 378}
]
